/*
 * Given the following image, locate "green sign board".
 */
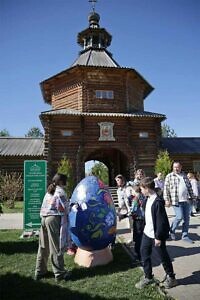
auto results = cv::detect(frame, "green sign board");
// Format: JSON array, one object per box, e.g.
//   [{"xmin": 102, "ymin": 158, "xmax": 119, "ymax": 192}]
[{"xmin": 24, "ymin": 160, "xmax": 47, "ymax": 230}]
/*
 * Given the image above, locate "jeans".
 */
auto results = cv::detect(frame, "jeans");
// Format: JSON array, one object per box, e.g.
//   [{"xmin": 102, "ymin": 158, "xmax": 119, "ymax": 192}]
[
  {"xmin": 171, "ymin": 202, "xmax": 190, "ymax": 238},
  {"xmin": 140, "ymin": 233, "xmax": 174, "ymax": 279}
]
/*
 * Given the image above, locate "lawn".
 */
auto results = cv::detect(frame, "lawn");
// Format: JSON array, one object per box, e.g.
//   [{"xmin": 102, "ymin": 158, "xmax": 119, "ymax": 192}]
[
  {"xmin": 1, "ymin": 201, "xmax": 23, "ymax": 213},
  {"xmin": 0, "ymin": 230, "xmax": 169, "ymax": 300}
]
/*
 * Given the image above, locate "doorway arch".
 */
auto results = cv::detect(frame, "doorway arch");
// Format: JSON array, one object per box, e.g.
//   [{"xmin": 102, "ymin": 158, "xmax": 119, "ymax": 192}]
[{"xmin": 84, "ymin": 147, "xmax": 130, "ymax": 186}]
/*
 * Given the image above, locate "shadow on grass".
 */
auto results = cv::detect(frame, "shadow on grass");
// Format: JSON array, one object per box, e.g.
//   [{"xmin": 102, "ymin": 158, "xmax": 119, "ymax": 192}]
[
  {"xmin": 0, "ymin": 239, "xmax": 38, "ymax": 254},
  {"xmin": 69, "ymin": 244, "xmax": 135, "ymax": 281},
  {"xmin": 0, "ymin": 273, "xmax": 129, "ymax": 300},
  {"xmin": 0, "ymin": 237, "xmax": 136, "ymax": 280}
]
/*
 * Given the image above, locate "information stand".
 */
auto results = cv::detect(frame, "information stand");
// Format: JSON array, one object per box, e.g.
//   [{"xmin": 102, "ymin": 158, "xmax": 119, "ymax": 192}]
[{"xmin": 23, "ymin": 160, "xmax": 47, "ymax": 236}]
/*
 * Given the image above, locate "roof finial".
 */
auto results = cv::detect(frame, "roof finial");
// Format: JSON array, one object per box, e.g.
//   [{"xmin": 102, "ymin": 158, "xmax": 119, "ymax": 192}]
[{"xmin": 89, "ymin": 0, "xmax": 97, "ymax": 12}]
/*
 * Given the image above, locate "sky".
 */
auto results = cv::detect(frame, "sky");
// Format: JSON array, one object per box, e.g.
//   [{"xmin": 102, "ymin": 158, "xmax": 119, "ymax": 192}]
[{"xmin": 1, "ymin": 0, "xmax": 200, "ymax": 137}]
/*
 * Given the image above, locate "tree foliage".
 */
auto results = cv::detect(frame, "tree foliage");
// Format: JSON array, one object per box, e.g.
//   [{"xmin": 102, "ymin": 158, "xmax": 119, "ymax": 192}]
[
  {"xmin": 25, "ymin": 127, "xmax": 44, "ymax": 137},
  {"xmin": 57, "ymin": 155, "xmax": 75, "ymax": 198},
  {"xmin": 0, "ymin": 172, "xmax": 23, "ymax": 209},
  {"xmin": 0, "ymin": 129, "xmax": 10, "ymax": 136},
  {"xmin": 91, "ymin": 162, "xmax": 109, "ymax": 185},
  {"xmin": 155, "ymin": 150, "xmax": 173, "ymax": 178},
  {"xmin": 161, "ymin": 123, "xmax": 177, "ymax": 137}
]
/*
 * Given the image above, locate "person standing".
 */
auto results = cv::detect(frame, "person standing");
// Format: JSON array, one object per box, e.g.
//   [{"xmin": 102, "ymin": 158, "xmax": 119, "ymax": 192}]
[
  {"xmin": 154, "ymin": 172, "xmax": 164, "ymax": 192},
  {"xmin": 129, "ymin": 185, "xmax": 145, "ymax": 261},
  {"xmin": 196, "ymin": 175, "xmax": 200, "ymax": 212},
  {"xmin": 154, "ymin": 172, "xmax": 165, "ymax": 199},
  {"xmin": 163, "ymin": 162, "xmax": 195, "ymax": 243},
  {"xmin": 187, "ymin": 172, "xmax": 199, "ymax": 216},
  {"xmin": 35, "ymin": 173, "xmax": 71, "ymax": 282},
  {"xmin": 131, "ymin": 169, "xmax": 145, "ymax": 186},
  {"xmin": 135, "ymin": 177, "xmax": 177, "ymax": 289},
  {"xmin": 115, "ymin": 174, "xmax": 130, "ymax": 220}
]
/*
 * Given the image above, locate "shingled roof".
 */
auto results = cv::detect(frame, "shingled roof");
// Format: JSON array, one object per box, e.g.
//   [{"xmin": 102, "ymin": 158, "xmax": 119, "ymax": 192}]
[
  {"xmin": 0, "ymin": 138, "xmax": 44, "ymax": 157},
  {"xmin": 1, "ymin": 137, "xmax": 200, "ymax": 157},
  {"xmin": 40, "ymin": 108, "xmax": 166, "ymax": 119},
  {"xmin": 162, "ymin": 138, "xmax": 200, "ymax": 154},
  {"xmin": 71, "ymin": 48, "xmax": 120, "ymax": 68}
]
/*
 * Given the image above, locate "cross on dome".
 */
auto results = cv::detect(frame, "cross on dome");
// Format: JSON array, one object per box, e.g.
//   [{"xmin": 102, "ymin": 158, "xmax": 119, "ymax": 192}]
[{"xmin": 89, "ymin": 0, "xmax": 97, "ymax": 12}]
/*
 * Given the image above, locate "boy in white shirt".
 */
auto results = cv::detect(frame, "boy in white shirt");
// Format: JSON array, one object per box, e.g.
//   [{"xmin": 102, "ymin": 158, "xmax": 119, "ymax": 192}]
[{"xmin": 135, "ymin": 177, "xmax": 177, "ymax": 289}]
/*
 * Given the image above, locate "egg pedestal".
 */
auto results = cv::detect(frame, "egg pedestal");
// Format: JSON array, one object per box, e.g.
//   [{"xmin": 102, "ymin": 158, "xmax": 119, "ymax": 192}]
[
  {"xmin": 69, "ymin": 176, "xmax": 117, "ymax": 267},
  {"xmin": 74, "ymin": 246, "xmax": 113, "ymax": 267}
]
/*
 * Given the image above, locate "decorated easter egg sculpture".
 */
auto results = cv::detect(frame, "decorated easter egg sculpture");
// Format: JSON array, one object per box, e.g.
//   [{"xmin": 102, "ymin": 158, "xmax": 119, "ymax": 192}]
[{"xmin": 69, "ymin": 176, "xmax": 117, "ymax": 251}]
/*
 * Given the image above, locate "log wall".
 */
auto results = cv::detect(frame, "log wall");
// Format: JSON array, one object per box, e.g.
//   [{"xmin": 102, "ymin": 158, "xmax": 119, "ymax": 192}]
[
  {"xmin": 41, "ymin": 114, "xmax": 164, "ymax": 182},
  {"xmin": 48, "ymin": 68, "xmax": 145, "ymax": 113},
  {"xmin": 0, "ymin": 156, "xmax": 44, "ymax": 175}
]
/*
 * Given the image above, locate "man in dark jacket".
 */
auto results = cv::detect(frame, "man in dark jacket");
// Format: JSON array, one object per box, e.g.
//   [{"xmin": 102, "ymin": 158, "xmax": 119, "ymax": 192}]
[{"xmin": 135, "ymin": 177, "xmax": 177, "ymax": 290}]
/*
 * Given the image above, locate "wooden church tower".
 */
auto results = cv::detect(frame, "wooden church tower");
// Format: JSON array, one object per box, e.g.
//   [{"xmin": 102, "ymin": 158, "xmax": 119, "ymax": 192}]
[{"xmin": 40, "ymin": 4, "xmax": 165, "ymax": 186}]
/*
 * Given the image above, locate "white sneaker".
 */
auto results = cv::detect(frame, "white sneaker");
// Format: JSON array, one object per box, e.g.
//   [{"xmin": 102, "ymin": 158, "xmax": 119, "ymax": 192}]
[
  {"xmin": 135, "ymin": 277, "xmax": 156, "ymax": 289},
  {"xmin": 182, "ymin": 236, "xmax": 194, "ymax": 244},
  {"xmin": 162, "ymin": 275, "xmax": 178, "ymax": 289}
]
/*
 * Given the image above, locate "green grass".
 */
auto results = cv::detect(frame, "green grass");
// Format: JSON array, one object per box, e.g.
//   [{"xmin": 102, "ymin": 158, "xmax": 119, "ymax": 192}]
[
  {"xmin": 0, "ymin": 230, "xmax": 169, "ymax": 300},
  {"xmin": 1, "ymin": 201, "xmax": 23, "ymax": 213}
]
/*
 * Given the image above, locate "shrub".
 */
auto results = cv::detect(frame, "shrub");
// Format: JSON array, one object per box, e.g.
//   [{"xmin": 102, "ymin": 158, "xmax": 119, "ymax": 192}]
[
  {"xmin": 57, "ymin": 155, "xmax": 75, "ymax": 198},
  {"xmin": 0, "ymin": 172, "xmax": 23, "ymax": 208},
  {"xmin": 90, "ymin": 162, "xmax": 109, "ymax": 185},
  {"xmin": 155, "ymin": 150, "xmax": 173, "ymax": 178}
]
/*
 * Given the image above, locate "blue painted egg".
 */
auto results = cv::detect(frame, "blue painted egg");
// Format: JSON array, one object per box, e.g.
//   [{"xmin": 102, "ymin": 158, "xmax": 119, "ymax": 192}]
[{"xmin": 69, "ymin": 176, "xmax": 117, "ymax": 251}]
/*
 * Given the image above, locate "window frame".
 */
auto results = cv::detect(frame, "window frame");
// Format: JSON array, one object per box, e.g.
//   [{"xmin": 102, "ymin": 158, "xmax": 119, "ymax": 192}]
[
  {"xmin": 95, "ymin": 90, "xmax": 114, "ymax": 99},
  {"xmin": 61, "ymin": 130, "xmax": 73, "ymax": 137}
]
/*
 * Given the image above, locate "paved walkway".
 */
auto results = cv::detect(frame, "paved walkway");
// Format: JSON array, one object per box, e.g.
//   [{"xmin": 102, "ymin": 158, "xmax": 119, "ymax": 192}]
[
  {"xmin": 117, "ymin": 207, "xmax": 200, "ymax": 300},
  {"xmin": 0, "ymin": 213, "xmax": 23, "ymax": 229},
  {"xmin": 1, "ymin": 211, "xmax": 200, "ymax": 299}
]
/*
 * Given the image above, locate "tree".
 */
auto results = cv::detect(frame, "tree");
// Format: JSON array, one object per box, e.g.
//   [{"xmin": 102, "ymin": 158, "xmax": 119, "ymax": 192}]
[
  {"xmin": 25, "ymin": 127, "xmax": 44, "ymax": 137},
  {"xmin": 0, "ymin": 129, "xmax": 10, "ymax": 136},
  {"xmin": 161, "ymin": 123, "xmax": 177, "ymax": 137},
  {"xmin": 57, "ymin": 155, "xmax": 75, "ymax": 198},
  {"xmin": 91, "ymin": 162, "xmax": 109, "ymax": 185},
  {"xmin": 155, "ymin": 150, "xmax": 173, "ymax": 178}
]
